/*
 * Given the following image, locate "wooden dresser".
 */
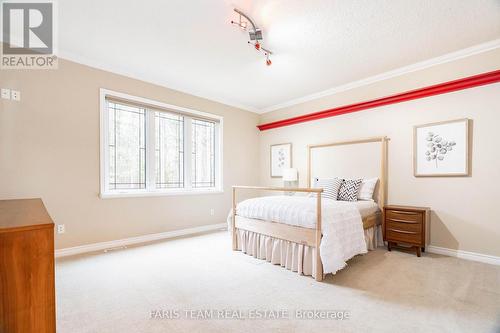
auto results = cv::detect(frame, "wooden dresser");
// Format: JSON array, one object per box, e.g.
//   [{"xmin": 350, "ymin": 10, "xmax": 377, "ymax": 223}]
[
  {"xmin": 383, "ymin": 205, "xmax": 430, "ymax": 257},
  {"xmin": 0, "ymin": 199, "xmax": 56, "ymax": 333}
]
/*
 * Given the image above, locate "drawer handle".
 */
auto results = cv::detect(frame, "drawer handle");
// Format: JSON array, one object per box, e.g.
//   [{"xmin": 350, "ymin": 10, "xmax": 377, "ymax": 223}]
[
  {"xmin": 388, "ymin": 228, "xmax": 418, "ymax": 235},
  {"xmin": 389, "ymin": 210, "xmax": 418, "ymax": 215},
  {"xmin": 387, "ymin": 218, "xmax": 419, "ymax": 224}
]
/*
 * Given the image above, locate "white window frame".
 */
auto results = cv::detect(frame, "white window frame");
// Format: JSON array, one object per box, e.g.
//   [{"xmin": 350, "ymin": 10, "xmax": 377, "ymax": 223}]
[{"xmin": 99, "ymin": 89, "xmax": 223, "ymax": 198}]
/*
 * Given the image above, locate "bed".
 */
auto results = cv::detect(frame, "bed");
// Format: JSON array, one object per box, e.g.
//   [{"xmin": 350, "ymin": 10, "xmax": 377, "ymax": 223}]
[{"xmin": 230, "ymin": 136, "xmax": 389, "ymax": 281}]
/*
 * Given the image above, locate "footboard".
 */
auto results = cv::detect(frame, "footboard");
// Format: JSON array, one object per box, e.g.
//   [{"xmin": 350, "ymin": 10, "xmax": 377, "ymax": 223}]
[{"xmin": 231, "ymin": 186, "xmax": 324, "ymax": 281}]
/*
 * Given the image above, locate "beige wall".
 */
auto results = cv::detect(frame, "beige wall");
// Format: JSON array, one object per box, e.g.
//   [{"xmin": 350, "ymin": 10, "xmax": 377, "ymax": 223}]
[
  {"xmin": 0, "ymin": 59, "xmax": 260, "ymax": 249},
  {"xmin": 1, "ymin": 48, "xmax": 499, "ymax": 257},
  {"xmin": 258, "ymin": 49, "xmax": 500, "ymax": 257}
]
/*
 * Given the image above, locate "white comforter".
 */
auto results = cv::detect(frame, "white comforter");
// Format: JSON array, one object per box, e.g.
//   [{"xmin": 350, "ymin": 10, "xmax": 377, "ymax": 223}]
[{"xmin": 229, "ymin": 195, "xmax": 367, "ymax": 274}]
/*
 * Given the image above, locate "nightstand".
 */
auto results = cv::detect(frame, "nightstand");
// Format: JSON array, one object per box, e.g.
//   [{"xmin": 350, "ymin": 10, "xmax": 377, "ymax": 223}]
[{"xmin": 383, "ymin": 205, "xmax": 430, "ymax": 257}]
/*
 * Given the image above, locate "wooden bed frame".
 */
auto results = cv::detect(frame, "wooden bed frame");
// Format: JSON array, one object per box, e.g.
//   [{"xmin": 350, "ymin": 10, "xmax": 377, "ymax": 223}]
[{"xmin": 232, "ymin": 136, "xmax": 389, "ymax": 282}]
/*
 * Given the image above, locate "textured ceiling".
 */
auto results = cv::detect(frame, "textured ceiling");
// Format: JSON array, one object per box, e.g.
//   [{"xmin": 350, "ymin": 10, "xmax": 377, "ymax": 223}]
[{"xmin": 56, "ymin": 0, "xmax": 500, "ymax": 112}]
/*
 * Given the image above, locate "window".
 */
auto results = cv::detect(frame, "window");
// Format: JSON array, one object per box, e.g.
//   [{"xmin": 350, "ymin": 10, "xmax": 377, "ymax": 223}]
[
  {"xmin": 155, "ymin": 111, "xmax": 184, "ymax": 189},
  {"xmin": 100, "ymin": 90, "xmax": 222, "ymax": 198},
  {"xmin": 108, "ymin": 102, "xmax": 146, "ymax": 190},
  {"xmin": 192, "ymin": 119, "xmax": 216, "ymax": 188}
]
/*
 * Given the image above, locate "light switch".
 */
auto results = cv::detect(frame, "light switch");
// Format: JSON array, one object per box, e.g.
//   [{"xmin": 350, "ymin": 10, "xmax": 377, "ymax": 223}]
[
  {"xmin": 10, "ymin": 90, "xmax": 20, "ymax": 101},
  {"xmin": 1, "ymin": 88, "xmax": 10, "ymax": 100}
]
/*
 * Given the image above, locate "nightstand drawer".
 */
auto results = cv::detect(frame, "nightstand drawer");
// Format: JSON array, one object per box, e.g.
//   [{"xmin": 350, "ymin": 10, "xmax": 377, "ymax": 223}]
[
  {"xmin": 386, "ymin": 209, "xmax": 423, "ymax": 223},
  {"xmin": 386, "ymin": 218, "xmax": 421, "ymax": 233},
  {"xmin": 386, "ymin": 228, "xmax": 421, "ymax": 244}
]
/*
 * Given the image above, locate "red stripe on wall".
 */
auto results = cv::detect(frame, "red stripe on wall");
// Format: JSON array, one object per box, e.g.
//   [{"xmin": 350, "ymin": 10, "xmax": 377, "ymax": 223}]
[{"xmin": 257, "ymin": 70, "xmax": 500, "ymax": 131}]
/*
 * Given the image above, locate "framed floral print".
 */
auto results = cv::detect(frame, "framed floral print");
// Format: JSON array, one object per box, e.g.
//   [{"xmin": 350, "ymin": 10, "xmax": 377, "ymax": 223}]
[
  {"xmin": 270, "ymin": 143, "xmax": 292, "ymax": 178},
  {"xmin": 414, "ymin": 118, "xmax": 470, "ymax": 177}
]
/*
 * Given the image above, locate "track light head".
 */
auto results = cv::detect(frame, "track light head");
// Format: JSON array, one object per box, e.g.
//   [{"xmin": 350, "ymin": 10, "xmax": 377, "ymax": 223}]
[{"xmin": 249, "ymin": 28, "xmax": 262, "ymax": 41}]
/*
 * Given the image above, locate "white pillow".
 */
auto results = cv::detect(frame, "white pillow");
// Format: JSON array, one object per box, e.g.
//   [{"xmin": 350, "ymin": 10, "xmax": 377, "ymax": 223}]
[
  {"xmin": 310, "ymin": 177, "xmax": 342, "ymax": 200},
  {"xmin": 357, "ymin": 177, "xmax": 378, "ymax": 201}
]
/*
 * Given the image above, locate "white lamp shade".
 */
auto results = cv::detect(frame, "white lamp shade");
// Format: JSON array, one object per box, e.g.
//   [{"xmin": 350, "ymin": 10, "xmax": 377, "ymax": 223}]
[{"xmin": 282, "ymin": 168, "xmax": 298, "ymax": 181}]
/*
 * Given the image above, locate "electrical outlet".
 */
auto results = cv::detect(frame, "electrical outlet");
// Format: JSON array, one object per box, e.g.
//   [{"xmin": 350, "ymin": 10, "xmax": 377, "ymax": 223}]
[
  {"xmin": 210, "ymin": 208, "xmax": 215, "ymax": 216},
  {"xmin": 57, "ymin": 224, "xmax": 65, "ymax": 234},
  {"xmin": 10, "ymin": 90, "xmax": 20, "ymax": 101},
  {"xmin": 1, "ymin": 88, "xmax": 10, "ymax": 100}
]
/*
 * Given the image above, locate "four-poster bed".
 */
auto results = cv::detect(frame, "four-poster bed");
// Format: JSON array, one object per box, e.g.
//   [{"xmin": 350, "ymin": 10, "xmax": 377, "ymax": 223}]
[{"xmin": 230, "ymin": 136, "xmax": 389, "ymax": 282}]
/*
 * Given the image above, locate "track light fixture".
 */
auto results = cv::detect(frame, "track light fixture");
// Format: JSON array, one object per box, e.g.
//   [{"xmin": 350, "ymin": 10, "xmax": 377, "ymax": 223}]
[
  {"xmin": 231, "ymin": 8, "xmax": 273, "ymax": 66},
  {"xmin": 265, "ymin": 53, "xmax": 272, "ymax": 66}
]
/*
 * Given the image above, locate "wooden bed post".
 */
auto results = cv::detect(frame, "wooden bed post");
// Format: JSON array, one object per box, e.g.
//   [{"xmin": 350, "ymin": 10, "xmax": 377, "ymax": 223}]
[
  {"xmin": 232, "ymin": 186, "xmax": 237, "ymax": 250},
  {"xmin": 307, "ymin": 145, "xmax": 312, "ymax": 188},
  {"xmin": 379, "ymin": 136, "xmax": 388, "ymax": 210},
  {"xmin": 315, "ymin": 192, "xmax": 323, "ymax": 282},
  {"xmin": 380, "ymin": 137, "xmax": 388, "ymax": 240}
]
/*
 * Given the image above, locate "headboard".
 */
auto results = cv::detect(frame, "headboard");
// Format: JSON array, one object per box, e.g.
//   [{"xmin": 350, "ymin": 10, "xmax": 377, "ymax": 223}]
[{"xmin": 307, "ymin": 136, "xmax": 389, "ymax": 209}]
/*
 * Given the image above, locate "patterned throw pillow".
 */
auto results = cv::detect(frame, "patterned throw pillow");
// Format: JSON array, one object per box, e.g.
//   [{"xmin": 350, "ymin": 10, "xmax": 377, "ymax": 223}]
[
  {"xmin": 337, "ymin": 179, "xmax": 363, "ymax": 202},
  {"xmin": 311, "ymin": 177, "xmax": 343, "ymax": 200}
]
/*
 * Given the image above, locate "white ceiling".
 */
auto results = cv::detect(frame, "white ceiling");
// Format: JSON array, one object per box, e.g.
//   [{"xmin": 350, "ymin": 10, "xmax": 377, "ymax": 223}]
[{"xmin": 57, "ymin": 0, "xmax": 500, "ymax": 113}]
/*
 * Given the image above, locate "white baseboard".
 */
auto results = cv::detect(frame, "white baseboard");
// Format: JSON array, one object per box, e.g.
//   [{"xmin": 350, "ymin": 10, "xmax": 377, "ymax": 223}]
[
  {"xmin": 427, "ymin": 245, "xmax": 500, "ymax": 266},
  {"xmin": 55, "ymin": 223, "xmax": 227, "ymax": 258},
  {"xmin": 55, "ymin": 225, "xmax": 500, "ymax": 266}
]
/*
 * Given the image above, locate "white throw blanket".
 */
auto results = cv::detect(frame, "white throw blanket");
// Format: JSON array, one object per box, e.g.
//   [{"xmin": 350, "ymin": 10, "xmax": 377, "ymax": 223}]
[{"xmin": 228, "ymin": 196, "xmax": 367, "ymax": 274}]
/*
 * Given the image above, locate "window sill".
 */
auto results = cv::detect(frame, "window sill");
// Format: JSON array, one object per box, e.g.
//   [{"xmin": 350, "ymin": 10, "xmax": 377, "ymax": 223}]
[{"xmin": 100, "ymin": 188, "xmax": 224, "ymax": 199}]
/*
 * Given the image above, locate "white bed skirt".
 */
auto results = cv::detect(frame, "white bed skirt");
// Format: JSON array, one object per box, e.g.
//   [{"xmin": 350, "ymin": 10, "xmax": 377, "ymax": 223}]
[{"xmin": 235, "ymin": 225, "xmax": 383, "ymax": 278}]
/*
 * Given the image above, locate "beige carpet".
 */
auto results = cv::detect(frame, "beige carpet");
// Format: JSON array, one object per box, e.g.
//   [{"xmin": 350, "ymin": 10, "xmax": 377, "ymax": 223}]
[{"xmin": 56, "ymin": 231, "xmax": 500, "ymax": 333}]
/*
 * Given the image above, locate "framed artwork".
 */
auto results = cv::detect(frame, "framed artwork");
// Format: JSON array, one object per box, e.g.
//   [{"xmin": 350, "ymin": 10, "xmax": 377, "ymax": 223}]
[
  {"xmin": 270, "ymin": 143, "xmax": 292, "ymax": 178},
  {"xmin": 414, "ymin": 118, "xmax": 470, "ymax": 177}
]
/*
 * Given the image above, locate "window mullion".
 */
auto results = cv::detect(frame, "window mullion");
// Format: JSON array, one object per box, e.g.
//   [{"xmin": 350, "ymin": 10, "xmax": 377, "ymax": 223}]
[
  {"xmin": 214, "ymin": 122, "xmax": 220, "ymax": 190},
  {"xmin": 145, "ymin": 109, "xmax": 156, "ymax": 190},
  {"xmin": 184, "ymin": 117, "xmax": 192, "ymax": 190},
  {"xmin": 102, "ymin": 100, "xmax": 110, "ymax": 194}
]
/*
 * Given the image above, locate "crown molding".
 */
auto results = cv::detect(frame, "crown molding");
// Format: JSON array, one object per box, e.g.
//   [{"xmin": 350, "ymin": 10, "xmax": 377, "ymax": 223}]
[
  {"xmin": 259, "ymin": 39, "xmax": 500, "ymax": 114},
  {"xmin": 258, "ymin": 69, "xmax": 500, "ymax": 130}
]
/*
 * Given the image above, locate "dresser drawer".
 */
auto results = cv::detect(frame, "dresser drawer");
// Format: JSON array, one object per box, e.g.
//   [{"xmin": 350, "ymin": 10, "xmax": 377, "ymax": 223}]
[
  {"xmin": 386, "ymin": 209, "xmax": 423, "ymax": 223},
  {"xmin": 386, "ymin": 228, "xmax": 421, "ymax": 244},
  {"xmin": 386, "ymin": 218, "xmax": 421, "ymax": 233}
]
